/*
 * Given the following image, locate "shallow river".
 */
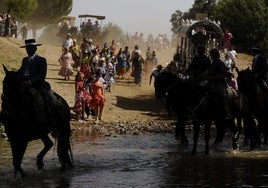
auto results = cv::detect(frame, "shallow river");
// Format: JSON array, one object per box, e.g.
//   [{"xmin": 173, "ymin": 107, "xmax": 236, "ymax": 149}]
[{"xmin": 1, "ymin": 130, "xmax": 268, "ymax": 188}]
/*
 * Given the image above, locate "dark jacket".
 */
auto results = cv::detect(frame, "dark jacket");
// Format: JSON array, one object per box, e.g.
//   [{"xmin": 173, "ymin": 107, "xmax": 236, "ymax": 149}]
[
  {"xmin": 210, "ymin": 58, "xmax": 228, "ymax": 77},
  {"xmin": 18, "ymin": 55, "xmax": 47, "ymax": 88},
  {"xmin": 186, "ymin": 54, "xmax": 211, "ymax": 75},
  {"xmin": 252, "ymin": 54, "xmax": 268, "ymax": 82}
]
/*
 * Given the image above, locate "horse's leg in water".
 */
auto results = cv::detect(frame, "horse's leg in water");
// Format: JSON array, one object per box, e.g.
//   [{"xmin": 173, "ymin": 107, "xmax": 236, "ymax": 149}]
[
  {"xmin": 263, "ymin": 117, "xmax": 268, "ymax": 144},
  {"xmin": 192, "ymin": 119, "xmax": 211, "ymax": 155},
  {"xmin": 192, "ymin": 120, "xmax": 200, "ymax": 155},
  {"xmin": 244, "ymin": 115, "xmax": 260, "ymax": 150},
  {"xmin": 10, "ymin": 140, "xmax": 28, "ymax": 177},
  {"xmin": 36, "ymin": 135, "xmax": 53, "ymax": 170},
  {"xmin": 228, "ymin": 119, "xmax": 239, "ymax": 150},
  {"xmin": 175, "ymin": 113, "xmax": 188, "ymax": 145},
  {"xmin": 204, "ymin": 120, "xmax": 211, "ymax": 154},
  {"xmin": 214, "ymin": 120, "xmax": 227, "ymax": 145},
  {"xmin": 243, "ymin": 115, "xmax": 252, "ymax": 147},
  {"xmin": 236, "ymin": 117, "xmax": 243, "ymax": 139}
]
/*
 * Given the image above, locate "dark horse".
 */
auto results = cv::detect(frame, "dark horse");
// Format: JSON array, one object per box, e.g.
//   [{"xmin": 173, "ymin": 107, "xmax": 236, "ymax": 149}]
[
  {"xmin": 165, "ymin": 79, "xmax": 212, "ymax": 154},
  {"xmin": 164, "ymin": 71, "xmax": 248, "ymax": 154},
  {"xmin": 236, "ymin": 67, "xmax": 268, "ymax": 149},
  {"xmin": 0, "ymin": 65, "xmax": 74, "ymax": 177},
  {"xmin": 154, "ymin": 70, "xmax": 180, "ymax": 100}
]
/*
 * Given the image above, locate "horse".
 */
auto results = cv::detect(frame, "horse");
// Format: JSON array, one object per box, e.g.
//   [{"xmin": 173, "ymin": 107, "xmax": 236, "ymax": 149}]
[
  {"xmin": 0, "ymin": 65, "xmax": 74, "ymax": 177},
  {"xmin": 165, "ymin": 75, "xmax": 248, "ymax": 154},
  {"xmin": 154, "ymin": 69, "xmax": 181, "ymax": 102},
  {"xmin": 236, "ymin": 67, "xmax": 268, "ymax": 149},
  {"xmin": 165, "ymin": 80, "xmax": 211, "ymax": 153}
]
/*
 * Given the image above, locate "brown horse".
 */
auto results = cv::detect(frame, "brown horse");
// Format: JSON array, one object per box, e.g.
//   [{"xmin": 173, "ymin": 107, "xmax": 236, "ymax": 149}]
[
  {"xmin": 236, "ymin": 67, "xmax": 268, "ymax": 149},
  {"xmin": 0, "ymin": 65, "xmax": 74, "ymax": 177}
]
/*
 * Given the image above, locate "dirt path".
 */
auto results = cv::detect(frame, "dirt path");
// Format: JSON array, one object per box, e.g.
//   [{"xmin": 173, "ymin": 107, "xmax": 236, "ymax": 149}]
[
  {"xmin": 42, "ymin": 45, "xmax": 175, "ymax": 124},
  {"xmin": 3, "ymin": 37, "xmax": 252, "ymax": 131}
]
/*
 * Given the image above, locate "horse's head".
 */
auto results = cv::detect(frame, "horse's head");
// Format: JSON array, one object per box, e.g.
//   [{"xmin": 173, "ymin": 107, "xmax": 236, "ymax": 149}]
[
  {"xmin": 2, "ymin": 65, "xmax": 21, "ymax": 113},
  {"xmin": 236, "ymin": 67, "xmax": 257, "ymax": 93},
  {"xmin": 154, "ymin": 70, "xmax": 179, "ymax": 99}
]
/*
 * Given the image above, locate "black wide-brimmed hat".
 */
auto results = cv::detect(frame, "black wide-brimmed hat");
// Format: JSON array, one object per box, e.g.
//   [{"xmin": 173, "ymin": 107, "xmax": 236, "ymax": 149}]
[
  {"xmin": 251, "ymin": 47, "xmax": 261, "ymax": 53},
  {"xmin": 156, "ymin": 65, "xmax": 163, "ymax": 69},
  {"xmin": 20, "ymin": 39, "xmax": 42, "ymax": 48}
]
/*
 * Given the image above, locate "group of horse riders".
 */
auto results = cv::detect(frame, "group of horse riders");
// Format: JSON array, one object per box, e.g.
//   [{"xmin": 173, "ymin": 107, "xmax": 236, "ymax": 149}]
[
  {"xmin": 172, "ymin": 45, "xmax": 268, "ymax": 120},
  {"xmin": 153, "ymin": 44, "xmax": 268, "ymax": 152}
]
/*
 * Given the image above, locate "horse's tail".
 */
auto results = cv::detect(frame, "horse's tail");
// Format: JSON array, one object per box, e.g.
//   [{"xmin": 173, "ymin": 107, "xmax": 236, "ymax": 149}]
[
  {"xmin": 57, "ymin": 122, "xmax": 74, "ymax": 170},
  {"xmin": 51, "ymin": 91, "xmax": 74, "ymax": 170}
]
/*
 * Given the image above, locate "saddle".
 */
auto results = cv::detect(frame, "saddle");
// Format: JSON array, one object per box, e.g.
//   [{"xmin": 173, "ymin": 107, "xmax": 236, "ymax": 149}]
[
  {"xmin": 28, "ymin": 87, "xmax": 63, "ymax": 126},
  {"xmin": 28, "ymin": 87, "xmax": 47, "ymax": 125}
]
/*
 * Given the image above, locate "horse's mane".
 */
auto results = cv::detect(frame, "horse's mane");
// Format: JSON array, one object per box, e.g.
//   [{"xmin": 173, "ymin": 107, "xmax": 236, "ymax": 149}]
[
  {"xmin": 236, "ymin": 67, "xmax": 257, "ymax": 92},
  {"xmin": 236, "ymin": 67, "xmax": 265, "ymax": 113},
  {"xmin": 2, "ymin": 69, "xmax": 22, "ymax": 111}
]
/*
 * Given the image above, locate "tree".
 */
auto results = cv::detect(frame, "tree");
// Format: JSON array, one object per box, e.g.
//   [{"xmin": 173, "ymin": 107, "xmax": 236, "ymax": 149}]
[
  {"xmin": 26, "ymin": 0, "xmax": 72, "ymax": 38},
  {"xmin": 170, "ymin": 10, "xmax": 184, "ymax": 35},
  {"xmin": 101, "ymin": 22, "xmax": 124, "ymax": 44},
  {"xmin": 0, "ymin": 0, "xmax": 37, "ymax": 36},
  {"xmin": 187, "ymin": 0, "xmax": 217, "ymax": 19},
  {"xmin": 212, "ymin": 0, "xmax": 268, "ymax": 53},
  {"xmin": 170, "ymin": 0, "xmax": 217, "ymax": 36}
]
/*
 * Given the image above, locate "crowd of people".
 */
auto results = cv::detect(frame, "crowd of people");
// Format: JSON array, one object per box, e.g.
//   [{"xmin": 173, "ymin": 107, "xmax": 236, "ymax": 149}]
[
  {"xmin": 0, "ymin": 13, "xmax": 28, "ymax": 40},
  {"xmin": 58, "ymin": 33, "xmax": 162, "ymax": 122},
  {"xmin": 13, "ymin": 28, "xmax": 268, "ymax": 129}
]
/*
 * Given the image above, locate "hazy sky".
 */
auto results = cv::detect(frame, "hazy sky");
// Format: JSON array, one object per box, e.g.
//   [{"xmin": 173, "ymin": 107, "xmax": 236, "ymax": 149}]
[{"xmin": 70, "ymin": 0, "xmax": 195, "ymax": 38}]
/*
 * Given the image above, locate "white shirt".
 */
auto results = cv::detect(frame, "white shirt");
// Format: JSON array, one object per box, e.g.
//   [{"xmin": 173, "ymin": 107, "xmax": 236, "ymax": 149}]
[
  {"xmin": 62, "ymin": 38, "xmax": 73, "ymax": 50},
  {"xmin": 228, "ymin": 50, "xmax": 238, "ymax": 62},
  {"xmin": 224, "ymin": 58, "xmax": 233, "ymax": 71},
  {"xmin": 24, "ymin": 54, "xmax": 36, "ymax": 76}
]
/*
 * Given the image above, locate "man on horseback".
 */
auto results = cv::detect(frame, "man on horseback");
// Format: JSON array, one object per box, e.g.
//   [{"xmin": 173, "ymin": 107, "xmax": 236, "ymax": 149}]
[
  {"xmin": 185, "ymin": 45, "xmax": 211, "ymax": 83},
  {"xmin": 251, "ymin": 47, "xmax": 268, "ymax": 94},
  {"xmin": 208, "ymin": 48, "xmax": 232, "ymax": 120},
  {"xmin": 18, "ymin": 39, "xmax": 58, "ymax": 136}
]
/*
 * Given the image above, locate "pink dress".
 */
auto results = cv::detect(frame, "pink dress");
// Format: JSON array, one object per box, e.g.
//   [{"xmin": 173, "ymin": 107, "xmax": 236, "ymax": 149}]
[
  {"xmin": 73, "ymin": 82, "xmax": 92, "ymax": 113},
  {"xmin": 58, "ymin": 52, "xmax": 74, "ymax": 77}
]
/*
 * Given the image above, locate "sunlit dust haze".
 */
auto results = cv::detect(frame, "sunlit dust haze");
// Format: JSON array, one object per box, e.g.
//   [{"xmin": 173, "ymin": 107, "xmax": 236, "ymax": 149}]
[{"xmin": 70, "ymin": 0, "xmax": 195, "ymax": 39}]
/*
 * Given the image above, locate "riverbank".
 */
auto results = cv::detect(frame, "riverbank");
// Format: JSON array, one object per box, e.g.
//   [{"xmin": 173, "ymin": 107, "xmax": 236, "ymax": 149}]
[{"xmin": 71, "ymin": 120, "xmax": 175, "ymax": 136}]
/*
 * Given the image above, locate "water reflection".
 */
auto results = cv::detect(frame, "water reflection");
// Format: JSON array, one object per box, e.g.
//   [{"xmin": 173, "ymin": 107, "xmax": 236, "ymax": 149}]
[{"xmin": 1, "ymin": 132, "xmax": 268, "ymax": 187}]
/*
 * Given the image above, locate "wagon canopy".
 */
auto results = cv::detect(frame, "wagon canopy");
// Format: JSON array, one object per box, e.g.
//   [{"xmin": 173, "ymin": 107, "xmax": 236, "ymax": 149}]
[
  {"xmin": 78, "ymin": 14, "xmax": 105, "ymax": 20},
  {"xmin": 186, "ymin": 19, "xmax": 223, "ymax": 39}
]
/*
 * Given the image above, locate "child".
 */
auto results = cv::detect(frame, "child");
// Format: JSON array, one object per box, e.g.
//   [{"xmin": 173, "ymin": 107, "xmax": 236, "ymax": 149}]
[
  {"xmin": 58, "ymin": 47, "xmax": 74, "ymax": 80},
  {"xmin": 226, "ymin": 72, "xmax": 238, "ymax": 90},
  {"xmin": 73, "ymin": 71, "xmax": 91, "ymax": 121}
]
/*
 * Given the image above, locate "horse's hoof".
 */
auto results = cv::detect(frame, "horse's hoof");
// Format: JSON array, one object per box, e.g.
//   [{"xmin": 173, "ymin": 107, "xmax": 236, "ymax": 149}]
[
  {"xmin": 36, "ymin": 157, "xmax": 44, "ymax": 170},
  {"xmin": 20, "ymin": 171, "xmax": 26, "ymax": 178},
  {"xmin": 232, "ymin": 138, "xmax": 239, "ymax": 150},
  {"xmin": 60, "ymin": 165, "xmax": 66, "ymax": 171},
  {"xmin": 37, "ymin": 161, "xmax": 44, "ymax": 170},
  {"xmin": 66, "ymin": 160, "xmax": 74, "ymax": 168},
  {"xmin": 181, "ymin": 139, "xmax": 188, "ymax": 146},
  {"xmin": 14, "ymin": 169, "xmax": 26, "ymax": 178},
  {"xmin": 232, "ymin": 142, "xmax": 239, "ymax": 150}
]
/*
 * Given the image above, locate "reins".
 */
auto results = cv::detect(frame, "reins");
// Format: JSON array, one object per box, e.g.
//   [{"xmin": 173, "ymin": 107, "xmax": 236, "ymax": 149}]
[{"xmin": 187, "ymin": 91, "xmax": 210, "ymax": 122}]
